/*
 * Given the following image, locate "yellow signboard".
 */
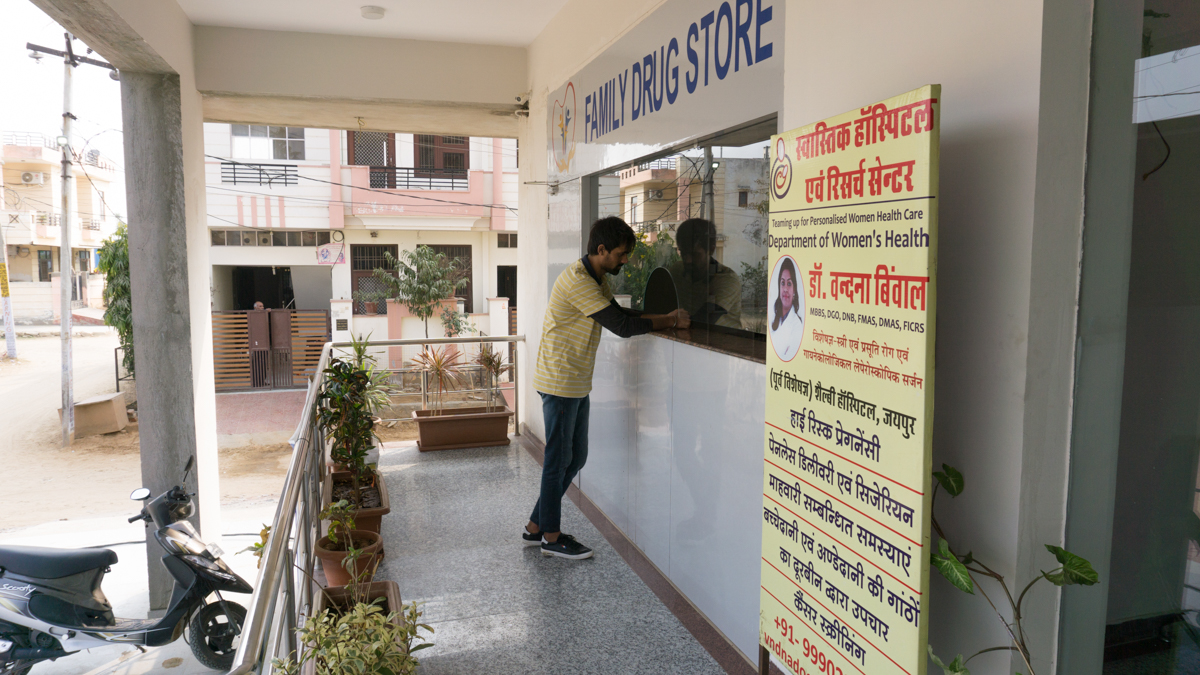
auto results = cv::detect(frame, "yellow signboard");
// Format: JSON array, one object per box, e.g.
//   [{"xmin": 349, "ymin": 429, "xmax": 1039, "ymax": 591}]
[
  {"xmin": 759, "ymin": 85, "xmax": 939, "ymax": 675},
  {"xmin": 0, "ymin": 263, "xmax": 9, "ymax": 298}
]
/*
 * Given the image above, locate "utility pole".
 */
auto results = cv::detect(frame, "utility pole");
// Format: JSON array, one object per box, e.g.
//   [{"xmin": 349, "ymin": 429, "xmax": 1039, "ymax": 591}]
[
  {"xmin": 0, "ymin": 220, "xmax": 15, "ymax": 359},
  {"xmin": 27, "ymin": 34, "xmax": 116, "ymax": 447},
  {"xmin": 701, "ymin": 146, "xmax": 716, "ymax": 221}
]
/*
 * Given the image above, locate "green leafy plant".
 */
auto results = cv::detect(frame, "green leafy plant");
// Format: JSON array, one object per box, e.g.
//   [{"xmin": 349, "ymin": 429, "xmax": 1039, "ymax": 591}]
[
  {"xmin": 320, "ymin": 499, "xmax": 358, "ymax": 552},
  {"xmin": 97, "ymin": 223, "xmax": 134, "ymax": 375},
  {"xmin": 440, "ymin": 304, "xmax": 475, "ymax": 338},
  {"xmin": 411, "ymin": 346, "xmax": 465, "ymax": 413},
  {"xmin": 315, "ymin": 354, "xmax": 379, "ymax": 507},
  {"xmin": 350, "ymin": 289, "xmax": 388, "ymax": 315},
  {"xmin": 270, "ymin": 596, "xmax": 433, "ymax": 675},
  {"xmin": 236, "ymin": 524, "xmax": 271, "ymax": 569},
  {"xmin": 929, "ymin": 464, "xmax": 1099, "ymax": 675},
  {"xmin": 610, "ymin": 232, "xmax": 681, "ymax": 310},
  {"xmin": 474, "ymin": 343, "xmax": 512, "ymax": 412},
  {"xmin": 347, "ymin": 332, "xmax": 393, "ymax": 416},
  {"xmin": 371, "ymin": 246, "xmax": 469, "ymax": 338}
]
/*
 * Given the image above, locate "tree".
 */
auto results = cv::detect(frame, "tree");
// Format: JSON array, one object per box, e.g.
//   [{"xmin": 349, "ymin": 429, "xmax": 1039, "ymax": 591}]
[
  {"xmin": 371, "ymin": 246, "xmax": 468, "ymax": 338},
  {"xmin": 610, "ymin": 232, "xmax": 681, "ymax": 310},
  {"xmin": 97, "ymin": 223, "xmax": 134, "ymax": 376}
]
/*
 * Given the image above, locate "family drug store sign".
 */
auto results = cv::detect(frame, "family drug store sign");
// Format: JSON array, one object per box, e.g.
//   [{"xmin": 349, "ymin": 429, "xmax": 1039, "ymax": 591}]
[{"xmin": 759, "ymin": 85, "xmax": 939, "ymax": 675}]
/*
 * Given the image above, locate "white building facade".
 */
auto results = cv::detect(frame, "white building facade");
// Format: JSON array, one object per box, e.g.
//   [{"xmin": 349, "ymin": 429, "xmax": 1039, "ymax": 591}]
[{"xmin": 203, "ymin": 124, "xmax": 519, "ymax": 340}]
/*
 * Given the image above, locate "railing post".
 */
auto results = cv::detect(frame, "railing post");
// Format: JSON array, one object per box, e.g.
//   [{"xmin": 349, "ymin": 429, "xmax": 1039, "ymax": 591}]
[{"xmin": 513, "ymin": 342, "xmax": 520, "ymax": 436}]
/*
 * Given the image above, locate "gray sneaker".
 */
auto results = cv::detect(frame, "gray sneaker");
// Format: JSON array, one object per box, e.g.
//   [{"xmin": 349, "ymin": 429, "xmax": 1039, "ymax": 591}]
[{"xmin": 541, "ymin": 535, "xmax": 593, "ymax": 560}]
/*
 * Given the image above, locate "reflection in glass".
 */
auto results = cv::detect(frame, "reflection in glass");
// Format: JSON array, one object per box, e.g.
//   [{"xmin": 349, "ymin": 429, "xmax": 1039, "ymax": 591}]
[
  {"xmin": 595, "ymin": 135, "xmax": 770, "ymax": 338},
  {"xmin": 1102, "ymin": 4, "xmax": 1200, "ymax": 673}
]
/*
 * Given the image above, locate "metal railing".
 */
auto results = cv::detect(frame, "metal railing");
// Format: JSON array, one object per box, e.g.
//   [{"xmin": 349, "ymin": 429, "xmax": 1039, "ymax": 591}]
[
  {"xmin": 368, "ymin": 166, "xmax": 469, "ymax": 191},
  {"xmin": 221, "ymin": 162, "xmax": 300, "ymax": 186},
  {"xmin": 2, "ymin": 132, "xmax": 57, "ymax": 150},
  {"xmin": 228, "ymin": 334, "xmax": 524, "ymax": 674}
]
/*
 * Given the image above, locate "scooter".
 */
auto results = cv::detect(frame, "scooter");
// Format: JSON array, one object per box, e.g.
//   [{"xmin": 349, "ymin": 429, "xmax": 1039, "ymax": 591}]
[{"xmin": 0, "ymin": 457, "xmax": 253, "ymax": 674}]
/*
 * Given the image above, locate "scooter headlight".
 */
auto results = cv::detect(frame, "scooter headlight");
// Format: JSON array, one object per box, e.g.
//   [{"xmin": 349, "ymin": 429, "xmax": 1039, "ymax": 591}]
[{"xmin": 183, "ymin": 554, "xmax": 239, "ymax": 583}]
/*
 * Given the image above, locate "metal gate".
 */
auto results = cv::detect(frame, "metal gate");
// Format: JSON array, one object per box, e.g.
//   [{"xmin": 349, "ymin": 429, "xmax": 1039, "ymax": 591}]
[{"xmin": 213, "ymin": 309, "xmax": 330, "ymax": 391}]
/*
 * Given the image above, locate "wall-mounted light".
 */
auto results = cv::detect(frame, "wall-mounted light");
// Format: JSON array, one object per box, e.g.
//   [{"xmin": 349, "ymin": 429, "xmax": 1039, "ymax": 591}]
[
  {"xmin": 361, "ymin": 6, "xmax": 385, "ymax": 19},
  {"xmin": 711, "ymin": 161, "xmax": 720, "ymax": 170},
  {"xmin": 56, "ymin": 136, "xmax": 69, "ymax": 148}
]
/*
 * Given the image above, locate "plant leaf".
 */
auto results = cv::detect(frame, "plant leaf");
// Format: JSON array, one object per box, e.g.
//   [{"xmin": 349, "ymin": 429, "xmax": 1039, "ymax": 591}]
[
  {"xmin": 1044, "ymin": 545, "xmax": 1100, "ymax": 586},
  {"xmin": 933, "ymin": 539, "xmax": 974, "ymax": 594},
  {"xmin": 928, "ymin": 645, "xmax": 971, "ymax": 675},
  {"xmin": 933, "ymin": 464, "xmax": 965, "ymax": 497}
]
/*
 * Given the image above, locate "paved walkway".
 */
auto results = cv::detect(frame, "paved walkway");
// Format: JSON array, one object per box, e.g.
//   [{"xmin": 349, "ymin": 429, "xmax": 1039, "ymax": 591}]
[{"xmin": 376, "ymin": 439, "xmax": 727, "ymax": 675}]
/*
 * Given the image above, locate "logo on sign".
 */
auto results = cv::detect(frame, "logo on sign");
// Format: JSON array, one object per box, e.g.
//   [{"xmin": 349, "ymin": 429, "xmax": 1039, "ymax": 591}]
[
  {"xmin": 772, "ymin": 136, "xmax": 792, "ymax": 200},
  {"xmin": 552, "ymin": 82, "xmax": 577, "ymax": 173},
  {"xmin": 316, "ymin": 243, "xmax": 345, "ymax": 265}
]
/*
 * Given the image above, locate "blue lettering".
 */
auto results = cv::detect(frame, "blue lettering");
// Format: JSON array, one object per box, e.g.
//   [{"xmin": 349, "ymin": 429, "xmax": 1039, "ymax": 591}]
[
  {"xmin": 598, "ymin": 81, "xmax": 608, "ymax": 137},
  {"xmin": 755, "ymin": 0, "xmax": 773, "ymax": 63},
  {"xmin": 585, "ymin": 94, "xmax": 593, "ymax": 142},
  {"xmin": 735, "ymin": 0, "xmax": 753, "ymax": 71},
  {"xmin": 715, "ymin": 2, "xmax": 733, "ymax": 80},
  {"xmin": 686, "ymin": 23, "xmax": 699, "ymax": 94},
  {"xmin": 700, "ymin": 11, "xmax": 714, "ymax": 86},
  {"xmin": 617, "ymin": 69, "xmax": 627, "ymax": 128},
  {"xmin": 666, "ymin": 37, "xmax": 680, "ymax": 104},
  {"xmin": 643, "ymin": 54, "xmax": 654, "ymax": 115},
  {"xmin": 653, "ymin": 47, "xmax": 665, "ymax": 110},
  {"xmin": 631, "ymin": 62, "xmax": 642, "ymax": 120}
]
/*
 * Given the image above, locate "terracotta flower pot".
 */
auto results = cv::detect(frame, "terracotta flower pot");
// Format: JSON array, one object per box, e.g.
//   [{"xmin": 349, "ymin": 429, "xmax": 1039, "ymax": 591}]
[
  {"xmin": 315, "ymin": 529, "xmax": 382, "ymax": 587},
  {"xmin": 322, "ymin": 469, "xmax": 391, "ymax": 534},
  {"xmin": 412, "ymin": 405, "xmax": 513, "ymax": 452}
]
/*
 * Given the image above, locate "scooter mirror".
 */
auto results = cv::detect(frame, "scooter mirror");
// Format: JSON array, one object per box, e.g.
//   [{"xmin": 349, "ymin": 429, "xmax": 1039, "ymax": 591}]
[{"xmin": 130, "ymin": 487, "xmax": 151, "ymax": 501}]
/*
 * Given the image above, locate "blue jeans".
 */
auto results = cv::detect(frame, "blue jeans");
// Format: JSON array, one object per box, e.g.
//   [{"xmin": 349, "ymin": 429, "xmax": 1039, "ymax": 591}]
[{"xmin": 529, "ymin": 392, "xmax": 589, "ymax": 534}]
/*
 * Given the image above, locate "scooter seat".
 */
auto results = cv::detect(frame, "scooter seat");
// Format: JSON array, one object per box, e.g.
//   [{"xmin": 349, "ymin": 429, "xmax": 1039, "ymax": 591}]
[{"xmin": 0, "ymin": 545, "xmax": 118, "ymax": 579}]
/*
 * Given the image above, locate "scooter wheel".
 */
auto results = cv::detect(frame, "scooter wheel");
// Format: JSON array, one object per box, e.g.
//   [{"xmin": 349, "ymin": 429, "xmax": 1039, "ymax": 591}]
[{"xmin": 189, "ymin": 600, "xmax": 247, "ymax": 671}]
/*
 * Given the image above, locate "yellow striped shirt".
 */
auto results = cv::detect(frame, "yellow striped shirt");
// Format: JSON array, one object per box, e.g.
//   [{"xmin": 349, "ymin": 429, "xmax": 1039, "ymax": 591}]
[{"xmin": 533, "ymin": 259, "xmax": 613, "ymax": 397}]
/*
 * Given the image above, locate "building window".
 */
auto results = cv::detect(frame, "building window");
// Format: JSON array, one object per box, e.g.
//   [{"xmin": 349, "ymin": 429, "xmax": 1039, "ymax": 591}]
[
  {"xmin": 738, "ymin": 190, "xmax": 749, "ymax": 207},
  {"xmin": 231, "ymin": 125, "xmax": 305, "ymax": 160},
  {"xmin": 414, "ymin": 135, "xmax": 471, "ymax": 176},
  {"xmin": 351, "ymin": 244, "xmax": 398, "ymax": 314},
  {"xmin": 37, "ymin": 250, "xmax": 52, "ymax": 282},
  {"xmin": 630, "ymin": 195, "xmax": 639, "ymax": 224},
  {"xmin": 498, "ymin": 233, "xmax": 518, "ymax": 248},
  {"xmin": 210, "ymin": 230, "xmax": 331, "ymax": 247}
]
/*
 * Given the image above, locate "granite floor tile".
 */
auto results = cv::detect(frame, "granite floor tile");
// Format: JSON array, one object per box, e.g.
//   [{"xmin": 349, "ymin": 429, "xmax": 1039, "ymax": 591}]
[{"xmin": 374, "ymin": 439, "xmax": 726, "ymax": 674}]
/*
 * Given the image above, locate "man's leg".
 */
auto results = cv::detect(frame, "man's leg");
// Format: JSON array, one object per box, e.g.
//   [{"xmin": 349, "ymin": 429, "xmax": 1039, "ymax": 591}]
[{"xmin": 528, "ymin": 393, "xmax": 580, "ymax": 539}]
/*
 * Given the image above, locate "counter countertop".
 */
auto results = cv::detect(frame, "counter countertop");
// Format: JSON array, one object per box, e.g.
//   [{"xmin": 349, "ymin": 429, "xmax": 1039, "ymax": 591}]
[{"xmin": 652, "ymin": 326, "xmax": 767, "ymax": 364}]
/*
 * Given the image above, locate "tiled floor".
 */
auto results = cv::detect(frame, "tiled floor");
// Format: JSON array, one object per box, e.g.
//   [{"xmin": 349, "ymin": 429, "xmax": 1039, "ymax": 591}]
[{"xmin": 375, "ymin": 439, "xmax": 728, "ymax": 675}]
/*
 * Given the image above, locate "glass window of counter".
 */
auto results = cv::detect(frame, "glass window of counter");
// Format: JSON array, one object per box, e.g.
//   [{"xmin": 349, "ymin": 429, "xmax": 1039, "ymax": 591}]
[{"xmin": 591, "ymin": 134, "xmax": 771, "ymax": 342}]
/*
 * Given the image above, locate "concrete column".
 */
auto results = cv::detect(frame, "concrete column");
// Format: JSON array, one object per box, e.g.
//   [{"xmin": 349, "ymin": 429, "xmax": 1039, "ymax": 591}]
[{"xmin": 120, "ymin": 72, "xmax": 215, "ymax": 609}]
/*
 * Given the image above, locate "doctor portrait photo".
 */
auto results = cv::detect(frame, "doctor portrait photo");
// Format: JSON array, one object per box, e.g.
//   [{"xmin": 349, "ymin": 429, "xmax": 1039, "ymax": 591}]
[{"xmin": 769, "ymin": 255, "xmax": 805, "ymax": 361}]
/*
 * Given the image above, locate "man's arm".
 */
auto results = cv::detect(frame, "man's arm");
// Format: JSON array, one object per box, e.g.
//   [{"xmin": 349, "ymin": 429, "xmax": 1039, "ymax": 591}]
[{"xmin": 590, "ymin": 300, "xmax": 690, "ymax": 338}]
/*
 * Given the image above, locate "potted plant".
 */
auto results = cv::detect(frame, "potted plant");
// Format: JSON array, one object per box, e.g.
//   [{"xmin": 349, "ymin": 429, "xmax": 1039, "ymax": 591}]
[
  {"xmin": 475, "ymin": 343, "xmax": 513, "ymax": 412},
  {"xmin": 315, "ymin": 344, "xmax": 391, "ymax": 533},
  {"xmin": 410, "ymin": 345, "xmax": 513, "ymax": 451},
  {"xmin": 314, "ymin": 499, "xmax": 383, "ymax": 588},
  {"xmin": 371, "ymin": 245, "xmax": 469, "ymax": 338},
  {"xmin": 273, "ymin": 539, "xmax": 433, "ymax": 675}
]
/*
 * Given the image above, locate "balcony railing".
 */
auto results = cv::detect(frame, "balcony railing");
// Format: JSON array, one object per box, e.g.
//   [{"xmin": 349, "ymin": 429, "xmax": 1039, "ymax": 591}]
[
  {"xmin": 228, "ymin": 334, "xmax": 524, "ymax": 675},
  {"xmin": 2, "ymin": 132, "xmax": 57, "ymax": 150},
  {"xmin": 221, "ymin": 162, "xmax": 299, "ymax": 186},
  {"xmin": 368, "ymin": 166, "xmax": 469, "ymax": 191},
  {"xmin": 637, "ymin": 158, "xmax": 676, "ymax": 171},
  {"xmin": 35, "ymin": 212, "xmax": 61, "ymax": 227},
  {"xmin": 82, "ymin": 219, "xmax": 102, "ymax": 231}
]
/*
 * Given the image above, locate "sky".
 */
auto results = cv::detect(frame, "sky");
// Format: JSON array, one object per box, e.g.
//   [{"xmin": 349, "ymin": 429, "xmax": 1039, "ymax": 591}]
[{"xmin": 1, "ymin": 0, "xmax": 127, "ymax": 218}]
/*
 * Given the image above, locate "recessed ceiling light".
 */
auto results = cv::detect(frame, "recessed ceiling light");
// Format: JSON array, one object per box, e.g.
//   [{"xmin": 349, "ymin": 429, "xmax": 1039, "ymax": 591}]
[{"xmin": 361, "ymin": 6, "xmax": 385, "ymax": 20}]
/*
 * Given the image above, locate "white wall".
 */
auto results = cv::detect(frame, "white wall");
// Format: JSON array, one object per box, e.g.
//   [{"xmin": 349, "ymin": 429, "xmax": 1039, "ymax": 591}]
[{"xmin": 518, "ymin": 0, "xmax": 1055, "ymax": 672}]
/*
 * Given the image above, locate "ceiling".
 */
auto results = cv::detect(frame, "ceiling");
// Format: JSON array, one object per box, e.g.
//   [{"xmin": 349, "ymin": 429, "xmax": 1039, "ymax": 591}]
[{"xmin": 176, "ymin": 0, "xmax": 569, "ymax": 47}]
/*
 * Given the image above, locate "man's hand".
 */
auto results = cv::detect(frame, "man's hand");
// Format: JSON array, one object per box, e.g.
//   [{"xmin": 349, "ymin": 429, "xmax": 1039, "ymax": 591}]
[{"xmin": 668, "ymin": 308, "xmax": 690, "ymax": 330}]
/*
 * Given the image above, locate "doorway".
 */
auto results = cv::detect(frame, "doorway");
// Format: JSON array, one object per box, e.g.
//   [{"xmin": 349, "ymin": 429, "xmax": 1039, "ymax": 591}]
[{"xmin": 232, "ymin": 266, "xmax": 294, "ymax": 309}]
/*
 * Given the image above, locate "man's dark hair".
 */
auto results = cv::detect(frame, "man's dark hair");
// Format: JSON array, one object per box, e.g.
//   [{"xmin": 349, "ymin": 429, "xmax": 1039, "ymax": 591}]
[
  {"xmin": 587, "ymin": 216, "xmax": 637, "ymax": 255},
  {"xmin": 676, "ymin": 218, "xmax": 717, "ymax": 253}
]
